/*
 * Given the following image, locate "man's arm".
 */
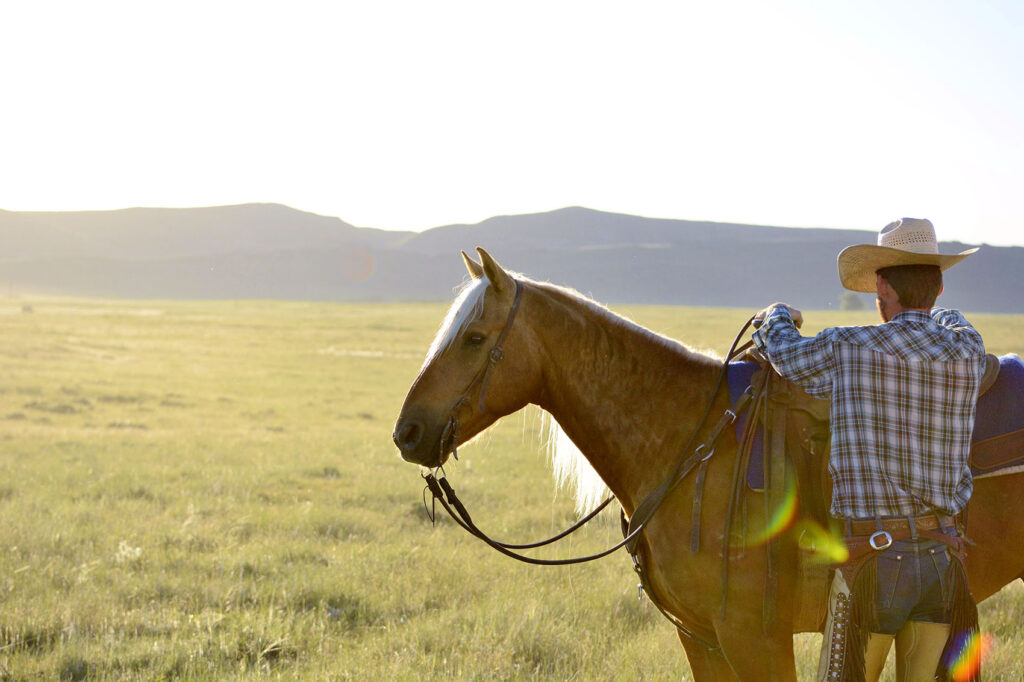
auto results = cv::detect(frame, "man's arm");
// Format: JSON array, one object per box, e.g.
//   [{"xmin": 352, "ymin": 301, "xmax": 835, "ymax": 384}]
[{"xmin": 751, "ymin": 303, "xmax": 835, "ymax": 397}]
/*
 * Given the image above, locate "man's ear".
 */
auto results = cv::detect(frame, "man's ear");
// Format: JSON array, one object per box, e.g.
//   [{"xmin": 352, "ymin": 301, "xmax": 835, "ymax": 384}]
[{"xmin": 876, "ymin": 273, "xmax": 893, "ymax": 299}]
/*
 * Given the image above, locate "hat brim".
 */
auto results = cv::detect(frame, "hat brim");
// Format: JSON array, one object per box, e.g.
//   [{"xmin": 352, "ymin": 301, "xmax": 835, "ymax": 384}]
[{"xmin": 837, "ymin": 244, "xmax": 978, "ymax": 293}]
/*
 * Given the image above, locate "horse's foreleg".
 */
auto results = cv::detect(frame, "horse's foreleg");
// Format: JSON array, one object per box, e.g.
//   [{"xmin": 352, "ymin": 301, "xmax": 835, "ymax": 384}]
[
  {"xmin": 715, "ymin": 624, "xmax": 797, "ymax": 681},
  {"xmin": 677, "ymin": 629, "xmax": 737, "ymax": 682}
]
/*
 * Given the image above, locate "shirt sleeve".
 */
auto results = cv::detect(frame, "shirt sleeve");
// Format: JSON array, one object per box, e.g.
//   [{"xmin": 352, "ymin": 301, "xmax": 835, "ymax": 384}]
[
  {"xmin": 930, "ymin": 307, "xmax": 986, "ymax": 357},
  {"xmin": 752, "ymin": 305, "xmax": 835, "ymax": 397}
]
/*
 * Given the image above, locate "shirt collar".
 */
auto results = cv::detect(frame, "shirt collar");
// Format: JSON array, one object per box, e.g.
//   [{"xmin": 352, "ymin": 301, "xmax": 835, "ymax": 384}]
[{"xmin": 890, "ymin": 309, "xmax": 933, "ymax": 324}]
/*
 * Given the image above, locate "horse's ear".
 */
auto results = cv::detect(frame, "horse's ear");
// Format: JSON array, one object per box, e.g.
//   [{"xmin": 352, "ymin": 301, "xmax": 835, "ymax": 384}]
[
  {"xmin": 461, "ymin": 250, "xmax": 483, "ymax": 279},
  {"xmin": 476, "ymin": 247, "xmax": 515, "ymax": 296}
]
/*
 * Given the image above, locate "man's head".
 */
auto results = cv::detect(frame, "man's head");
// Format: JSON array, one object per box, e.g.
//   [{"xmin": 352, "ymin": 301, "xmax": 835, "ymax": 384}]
[
  {"xmin": 875, "ymin": 264, "xmax": 943, "ymax": 322},
  {"xmin": 837, "ymin": 218, "xmax": 976, "ymax": 295}
]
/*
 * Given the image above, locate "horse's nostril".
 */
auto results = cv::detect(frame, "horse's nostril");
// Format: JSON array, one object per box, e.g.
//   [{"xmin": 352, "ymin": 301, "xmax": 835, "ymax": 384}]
[{"xmin": 394, "ymin": 419, "xmax": 424, "ymax": 451}]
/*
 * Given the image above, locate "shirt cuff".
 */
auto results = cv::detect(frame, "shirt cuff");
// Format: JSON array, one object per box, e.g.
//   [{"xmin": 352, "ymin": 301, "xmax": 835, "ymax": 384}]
[{"xmin": 752, "ymin": 305, "xmax": 794, "ymax": 350}]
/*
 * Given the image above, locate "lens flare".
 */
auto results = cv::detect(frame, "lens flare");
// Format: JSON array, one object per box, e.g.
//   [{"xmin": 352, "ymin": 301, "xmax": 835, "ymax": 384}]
[
  {"xmin": 794, "ymin": 519, "xmax": 850, "ymax": 564},
  {"xmin": 747, "ymin": 474, "xmax": 799, "ymax": 546},
  {"xmin": 341, "ymin": 247, "xmax": 376, "ymax": 282},
  {"xmin": 946, "ymin": 630, "xmax": 993, "ymax": 682},
  {"xmin": 738, "ymin": 473, "xmax": 851, "ymax": 564}
]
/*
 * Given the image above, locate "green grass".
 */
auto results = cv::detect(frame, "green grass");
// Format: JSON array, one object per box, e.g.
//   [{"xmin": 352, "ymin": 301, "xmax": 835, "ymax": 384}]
[{"xmin": 1, "ymin": 298, "xmax": 1021, "ymax": 680}]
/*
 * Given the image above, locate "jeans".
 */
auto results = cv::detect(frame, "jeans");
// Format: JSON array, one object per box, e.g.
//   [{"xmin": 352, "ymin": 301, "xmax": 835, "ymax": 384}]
[{"xmin": 873, "ymin": 535, "xmax": 954, "ymax": 635}]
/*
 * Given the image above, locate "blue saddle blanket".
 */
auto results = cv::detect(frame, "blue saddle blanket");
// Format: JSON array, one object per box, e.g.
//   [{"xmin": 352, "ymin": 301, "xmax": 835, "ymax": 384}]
[{"xmin": 729, "ymin": 354, "xmax": 1024, "ymax": 490}]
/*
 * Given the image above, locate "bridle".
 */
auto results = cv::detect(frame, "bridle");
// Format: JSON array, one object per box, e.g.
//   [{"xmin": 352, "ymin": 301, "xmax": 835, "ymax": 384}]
[
  {"xmin": 422, "ymin": 276, "xmax": 757, "ymax": 558},
  {"xmin": 437, "ymin": 278, "xmax": 524, "ymax": 464},
  {"xmin": 419, "ymin": 275, "xmax": 760, "ymax": 649}
]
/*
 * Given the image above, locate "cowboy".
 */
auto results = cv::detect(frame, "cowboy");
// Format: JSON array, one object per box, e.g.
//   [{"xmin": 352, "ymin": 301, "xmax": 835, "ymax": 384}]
[{"xmin": 751, "ymin": 218, "xmax": 985, "ymax": 681}]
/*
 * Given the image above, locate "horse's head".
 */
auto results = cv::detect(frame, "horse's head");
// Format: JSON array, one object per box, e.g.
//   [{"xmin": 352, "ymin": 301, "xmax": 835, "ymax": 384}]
[{"xmin": 393, "ymin": 248, "xmax": 541, "ymax": 467}]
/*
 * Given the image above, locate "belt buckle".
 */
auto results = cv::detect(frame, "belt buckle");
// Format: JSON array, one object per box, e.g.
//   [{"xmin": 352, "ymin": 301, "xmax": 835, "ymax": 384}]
[{"xmin": 869, "ymin": 530, "xmax": 893, "ymax": 550}]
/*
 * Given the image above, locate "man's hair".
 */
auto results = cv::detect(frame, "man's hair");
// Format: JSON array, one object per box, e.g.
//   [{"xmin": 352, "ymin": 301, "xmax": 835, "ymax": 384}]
[{"xmin": 876, "ymin": 264, "xmax": 943, "ymax": 309}]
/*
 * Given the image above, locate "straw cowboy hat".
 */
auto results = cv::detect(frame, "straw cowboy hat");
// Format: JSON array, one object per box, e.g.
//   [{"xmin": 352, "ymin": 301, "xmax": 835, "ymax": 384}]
[{"xmin": 837, "ymin": 218, "xmax": 978, "ymax": 293}]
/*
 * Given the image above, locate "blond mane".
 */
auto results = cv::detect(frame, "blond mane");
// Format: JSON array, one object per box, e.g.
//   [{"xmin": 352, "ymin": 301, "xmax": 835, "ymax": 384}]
[
  {"xmin": 424, "ymin": 275, "xmax": 718, "ymax": 516},
  {"xmin": 528, "ymin": 281, "xmax": 719, "ymax": 515}
]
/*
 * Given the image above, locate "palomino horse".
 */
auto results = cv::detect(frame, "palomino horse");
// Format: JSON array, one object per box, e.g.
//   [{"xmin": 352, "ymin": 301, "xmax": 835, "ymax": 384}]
[{"xmin": 393, "ymin": 248, "xmax": 1024, "ymax": 681}]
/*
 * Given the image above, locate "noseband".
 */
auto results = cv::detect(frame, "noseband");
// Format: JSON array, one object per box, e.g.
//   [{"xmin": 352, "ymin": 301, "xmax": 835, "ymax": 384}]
[{"xmin": 441, "ymin": 279, "xmax": 523, "ymax": 461}]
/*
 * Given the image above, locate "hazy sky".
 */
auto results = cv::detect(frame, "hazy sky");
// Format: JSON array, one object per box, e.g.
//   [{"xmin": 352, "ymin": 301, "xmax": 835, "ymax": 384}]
[{"xmin": 3, "ymin": 1, "xmax": 1022, "ymax": 245}]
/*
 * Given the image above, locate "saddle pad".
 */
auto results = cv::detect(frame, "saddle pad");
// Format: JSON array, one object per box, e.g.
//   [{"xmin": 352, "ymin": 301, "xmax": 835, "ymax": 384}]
[
  {"xmin": 728, "ymin": 354, "xmax": 1024, "ymax": 490},
  {"xmin": 972, "ymin": 353, "xmax": 1024, "ymax": 442}
]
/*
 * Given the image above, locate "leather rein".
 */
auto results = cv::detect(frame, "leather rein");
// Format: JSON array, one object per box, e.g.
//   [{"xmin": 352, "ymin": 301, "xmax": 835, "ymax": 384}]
[{"xmin": 421, "ymin": 277, "xmax": 759, "ymax": 569}]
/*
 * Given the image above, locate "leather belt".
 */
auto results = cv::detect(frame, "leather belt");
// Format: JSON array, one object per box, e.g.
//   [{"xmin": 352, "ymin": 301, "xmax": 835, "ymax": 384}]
[{"xmin": 846, "ymin": 513, "xmax": 956, "ymax": 539}]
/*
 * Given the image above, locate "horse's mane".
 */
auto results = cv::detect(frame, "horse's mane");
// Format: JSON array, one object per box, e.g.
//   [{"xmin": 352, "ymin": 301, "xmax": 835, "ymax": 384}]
[
  {"xmin": 530, "ymin": 281, "xmax": 722, "ymax": 513},
  {"xmin": 426, "ymin": 274, "xmax": 721, "ymax": 516},
  {"xmin": 423, "ymin": 277, "xmax": 488, "ymax": 369}
]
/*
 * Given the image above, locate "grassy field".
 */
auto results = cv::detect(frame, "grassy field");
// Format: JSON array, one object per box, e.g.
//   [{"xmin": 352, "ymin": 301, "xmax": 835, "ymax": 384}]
[{"xmin": 1, "ymin": 296, "xmax": 1022, "ymax": 680}]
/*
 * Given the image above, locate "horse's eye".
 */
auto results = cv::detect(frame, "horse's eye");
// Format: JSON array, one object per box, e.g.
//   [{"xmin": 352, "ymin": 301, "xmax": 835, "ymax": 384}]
[{"xmin": 464, "ymin": 332, "xmax": 486, "ymax": 348}]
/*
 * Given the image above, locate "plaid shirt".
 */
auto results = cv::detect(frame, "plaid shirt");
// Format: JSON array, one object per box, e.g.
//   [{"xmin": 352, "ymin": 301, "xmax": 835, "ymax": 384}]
[{"xmin": 752, "ymin": 306, "xmax": 986, "ymax": 519}]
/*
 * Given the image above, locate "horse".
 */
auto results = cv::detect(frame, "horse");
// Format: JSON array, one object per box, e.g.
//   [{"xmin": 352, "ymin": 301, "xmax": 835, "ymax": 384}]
[{"xmin": 393, "ymin": 248, "xmax": 1024, "ymax": 681}]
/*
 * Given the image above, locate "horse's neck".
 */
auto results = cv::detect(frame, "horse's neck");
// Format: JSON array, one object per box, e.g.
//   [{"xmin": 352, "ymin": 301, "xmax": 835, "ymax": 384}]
[{"xmin": 529, "ymin": 285, "xmax": 722, "ymax": 515}]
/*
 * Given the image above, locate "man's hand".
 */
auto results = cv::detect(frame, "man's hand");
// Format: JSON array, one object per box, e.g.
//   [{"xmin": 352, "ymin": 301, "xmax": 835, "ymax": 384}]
[{"xmin": 754, "ymin": 302, "xmax": 803, "ymax": 329}]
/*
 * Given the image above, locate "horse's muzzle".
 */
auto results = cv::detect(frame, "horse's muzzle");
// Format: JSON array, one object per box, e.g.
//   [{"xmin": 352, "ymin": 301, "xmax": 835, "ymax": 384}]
[
  {"xmin": 393, "ymin": 416, "xmax": 423, "ymax": 451},
  {"xmin": 393, "ymin": 416, "xmax": 447, "ymax": 467}
]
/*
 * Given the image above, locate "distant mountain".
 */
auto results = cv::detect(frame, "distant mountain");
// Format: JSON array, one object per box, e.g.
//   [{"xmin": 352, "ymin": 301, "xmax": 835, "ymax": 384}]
[
  {"xmin": 1, "ymin": 204, "xmax": 1020, "ymax": 313},
  {"xmin": 0, "ymin": 204, "xmax": 406, "ymax": 261}
]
